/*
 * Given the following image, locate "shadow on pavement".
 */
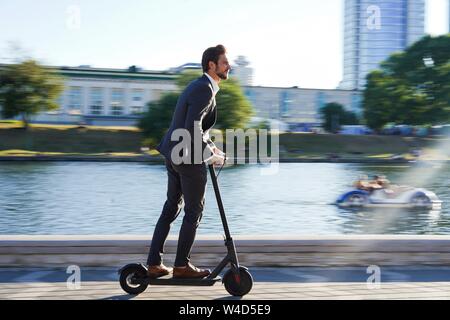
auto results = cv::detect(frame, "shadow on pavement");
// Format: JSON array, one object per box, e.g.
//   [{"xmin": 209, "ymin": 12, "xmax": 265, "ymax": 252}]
[
  {"xmin": 214, "ymin": 295, "xmax": 243, "ymax": 300},
  {"xmin": 101, "ymin": 294, "xmax": 136, "ymax": 300},
  {"xmin": 1, "ymin": 267, "xmax": 450, "ymax": 284}
]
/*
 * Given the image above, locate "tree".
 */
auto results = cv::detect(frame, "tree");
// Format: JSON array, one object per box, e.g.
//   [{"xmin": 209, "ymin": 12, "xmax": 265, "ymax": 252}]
[
  {"xmin": 0, "ymin": 60, "xmax": 64, "ymax": 128},
  {"xmin": 175, "ymin": 70, "xmax": 254, "ymax": 129},
  {"xmin": 363, "ymin": 34, "xmax": 450, "ymax": 131},
  {"xmin": 139, "ymin": 70, "xmax": 254, "ymax": 145},
  {"xmin": 319, "ymin": 102, "xmax": 360, "ymax": 133},
  {"xmin": 138, "ymin": 92, "xmax": 179, "ymax": 146}
]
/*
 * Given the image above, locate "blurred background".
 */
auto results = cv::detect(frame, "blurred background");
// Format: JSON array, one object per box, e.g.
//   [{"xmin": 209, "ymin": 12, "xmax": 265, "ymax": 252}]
[{"xmin": 0, "ymin": 0, "xmax": 449, "ymax": 236}]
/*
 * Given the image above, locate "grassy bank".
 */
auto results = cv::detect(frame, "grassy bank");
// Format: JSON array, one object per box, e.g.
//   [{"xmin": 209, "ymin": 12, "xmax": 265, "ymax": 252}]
[
  {"xmin": 279, "ymin": 133, "xmax": 448, "ymax": 160},
  {"xmin": 0, "ymin": 123, "xmax": 448, "ymax": 161},
  {"xmin": 0, "ymin": 123, "xmax": 142, "ymax": 154}
]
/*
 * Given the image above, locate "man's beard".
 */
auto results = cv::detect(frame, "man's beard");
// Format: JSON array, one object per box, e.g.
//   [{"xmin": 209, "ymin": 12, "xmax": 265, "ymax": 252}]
[
  {"xmin": 215, "ymin": 67, "xmax": 228, "ymax": 80},
  {"xmin": 217, "ymin": 71, "xmax": 228, "ymax": 80}
]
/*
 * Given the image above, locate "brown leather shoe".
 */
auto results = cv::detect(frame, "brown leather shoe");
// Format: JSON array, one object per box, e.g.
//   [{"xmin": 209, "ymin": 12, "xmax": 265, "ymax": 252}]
[
  {"xmin": 147, "ymin": 264, "xmax": 173, "ymax": 278},
  {"xmin": 173, "ymin": 263, "xmax": 211, "ymax": 279}
]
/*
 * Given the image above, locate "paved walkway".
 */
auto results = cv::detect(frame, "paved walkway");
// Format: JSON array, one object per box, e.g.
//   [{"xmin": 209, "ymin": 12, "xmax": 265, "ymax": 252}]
[{"xmin": 1, "ymin": 266, "xmax": 450, "ymax": 300}]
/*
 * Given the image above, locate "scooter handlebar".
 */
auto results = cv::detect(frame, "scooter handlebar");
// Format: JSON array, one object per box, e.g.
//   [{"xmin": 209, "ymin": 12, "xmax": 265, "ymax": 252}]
[{"xmin": 208, "ymin": 153, "xmax": 227, "ymax": 179}]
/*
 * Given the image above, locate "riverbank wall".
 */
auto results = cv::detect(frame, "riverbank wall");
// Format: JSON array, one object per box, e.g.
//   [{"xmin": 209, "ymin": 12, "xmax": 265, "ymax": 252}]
[{"xmin": 2, "ymin": 235, "xmax": 450, "ymax": 268}]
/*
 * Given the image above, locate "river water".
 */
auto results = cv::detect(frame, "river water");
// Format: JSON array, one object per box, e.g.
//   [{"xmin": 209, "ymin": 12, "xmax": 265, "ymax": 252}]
[{"xmin": 0, "ymin": 161, "xmax": 448, "ymax": 235}]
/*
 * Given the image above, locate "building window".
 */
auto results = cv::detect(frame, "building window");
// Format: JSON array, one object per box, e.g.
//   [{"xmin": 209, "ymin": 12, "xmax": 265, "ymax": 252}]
[
  {"xmin": 68, "ymin": 86, "xmax": 83, "ymax": 114},
  {"xmin": 130, "ymin": 106, "xmax": 144, "ymax": 115},
  {"xmin": 111, "ymin": 105, "xmax": 123, "ymax": 116},
  {"xmin": 89, "ymin": 88, "xmax": 104, "ymax": 115},
  {"xmin": 90, "ymin": 105, "xmax": 103, "ymax": 115},
  {"xmin": 52, "ymin": 96, "xmax": 64, "ymax": 113},
  {"xmin": 110, "ymin": 88, "xmax": 124, "ymax": 116},
  {"xmin": 132, "ymin": 89, "xmax": 144, "ymax": 102},
  {"xmin": 279, "ymin": 91, "xmax": 292, "ymax": 118},
  {"xmin": 131, "ymin": 89, "xmax": 144, "ymax": 115}
]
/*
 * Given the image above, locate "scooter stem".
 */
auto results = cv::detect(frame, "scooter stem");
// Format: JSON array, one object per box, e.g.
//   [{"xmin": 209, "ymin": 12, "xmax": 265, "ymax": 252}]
[{"xmin": 208, "ymin": 164, "xmax": 232, "ymax": 241}]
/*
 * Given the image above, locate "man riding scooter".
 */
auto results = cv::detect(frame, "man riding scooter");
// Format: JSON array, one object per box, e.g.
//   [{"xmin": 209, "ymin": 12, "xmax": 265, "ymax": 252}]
[{"xmin": 146, "ymin": 45, "xmax": 230, "ymax": 279}]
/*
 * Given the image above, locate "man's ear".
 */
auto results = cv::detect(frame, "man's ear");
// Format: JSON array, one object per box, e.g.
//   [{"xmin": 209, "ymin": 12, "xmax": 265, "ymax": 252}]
[{"xmin": 208, "ymin": 61, "xmax": 215, "ymax": 71}]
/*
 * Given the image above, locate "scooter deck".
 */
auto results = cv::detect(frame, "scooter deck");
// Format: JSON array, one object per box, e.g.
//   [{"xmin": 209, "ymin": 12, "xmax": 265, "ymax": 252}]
[{"xmin": 134, "ymin": 275, "xmax": 222, "ymax": 286}]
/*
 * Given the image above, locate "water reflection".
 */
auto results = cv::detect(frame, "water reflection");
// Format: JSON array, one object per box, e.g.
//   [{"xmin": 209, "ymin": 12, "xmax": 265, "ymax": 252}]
[{"xmin": 336, "ymin": 206, "xmax": 443, "ymax": 234}]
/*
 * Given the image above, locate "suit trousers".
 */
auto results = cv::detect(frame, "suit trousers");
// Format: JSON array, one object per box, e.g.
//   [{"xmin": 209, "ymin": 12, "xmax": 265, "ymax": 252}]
[{"xmin": 147, "ymin": 158, "xmax": 207, "ymax": 267}]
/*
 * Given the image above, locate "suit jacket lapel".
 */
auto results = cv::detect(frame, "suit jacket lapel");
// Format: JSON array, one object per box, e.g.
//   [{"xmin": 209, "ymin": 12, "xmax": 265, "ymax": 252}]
[{"xmin": 201, "ymin": 74, "xmax": 217, "ymax": 128}]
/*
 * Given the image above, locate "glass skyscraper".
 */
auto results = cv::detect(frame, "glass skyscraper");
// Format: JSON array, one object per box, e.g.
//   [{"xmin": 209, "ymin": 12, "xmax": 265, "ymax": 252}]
[{"xmin": 340, "ymin": 0, "xmax": 425, "ymax": 90}]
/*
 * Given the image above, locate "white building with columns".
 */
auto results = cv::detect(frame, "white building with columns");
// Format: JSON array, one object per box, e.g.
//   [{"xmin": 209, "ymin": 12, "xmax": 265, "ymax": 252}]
[
  {"xmin": 1, "ymin": 62, "xmax": 362, "ymax": 129},
  {"xmin": 0, "ymin": 64, "xmax": 178, "ymax": 126}
]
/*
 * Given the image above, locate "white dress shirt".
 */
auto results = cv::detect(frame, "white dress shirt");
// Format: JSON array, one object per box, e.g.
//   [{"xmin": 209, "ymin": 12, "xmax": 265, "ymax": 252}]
[
  {"xmin": 202, "ymin": 73, "xmax": 221, "ymax": 163},
  {"xmin": 204, "ymin": 72, "xmax": 220, "ymax": 95}
]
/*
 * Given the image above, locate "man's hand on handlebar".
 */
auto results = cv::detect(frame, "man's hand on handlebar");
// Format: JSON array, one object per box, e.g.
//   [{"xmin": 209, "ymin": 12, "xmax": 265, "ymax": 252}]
[{"xmin": 208, "ymin": 147, "xmax": 226, "ymax": 166}]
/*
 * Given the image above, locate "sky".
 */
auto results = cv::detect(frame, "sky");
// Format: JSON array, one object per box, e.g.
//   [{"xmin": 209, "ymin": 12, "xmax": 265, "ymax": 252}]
[{"xmin": 0, "ymin": 0, "xmax": 448, "ymax": 89}]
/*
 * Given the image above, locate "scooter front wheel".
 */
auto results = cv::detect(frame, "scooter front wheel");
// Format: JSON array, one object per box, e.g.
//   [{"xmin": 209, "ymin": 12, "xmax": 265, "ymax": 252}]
[
  {"xmin": 119, "ymin": 264, "xmax": 148, "ymax": 295},
  {"xmin": 223, "ymin": 267, "xmax": 253, "ymax": 296}
]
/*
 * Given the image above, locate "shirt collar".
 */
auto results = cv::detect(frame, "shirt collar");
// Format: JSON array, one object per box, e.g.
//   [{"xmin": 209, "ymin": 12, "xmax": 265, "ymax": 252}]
[{"xmin": 204, "ymin": 72, "xmax": 220, "ymax": 95}]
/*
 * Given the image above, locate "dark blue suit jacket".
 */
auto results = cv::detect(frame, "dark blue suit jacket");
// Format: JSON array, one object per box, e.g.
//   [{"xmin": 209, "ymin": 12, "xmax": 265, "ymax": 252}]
[{"xmin": 156, "ymin": 75, "xmax": 217, "ymax": 164}]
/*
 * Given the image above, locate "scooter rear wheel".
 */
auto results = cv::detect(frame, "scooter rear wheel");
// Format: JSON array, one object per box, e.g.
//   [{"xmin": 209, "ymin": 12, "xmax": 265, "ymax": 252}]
[
  {"xmin": 119, "ymin": 264, "xmax": 148, "ymax": 295},
  {"xmin": 223, "ymin": 267, "xmax": 253, "ymax": 296}
]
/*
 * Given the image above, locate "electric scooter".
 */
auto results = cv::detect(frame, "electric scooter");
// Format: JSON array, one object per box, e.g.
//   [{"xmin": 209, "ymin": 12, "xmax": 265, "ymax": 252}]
[{"xmin": 118, "ymin": 161, "xmax": 253, "ymax": 296}]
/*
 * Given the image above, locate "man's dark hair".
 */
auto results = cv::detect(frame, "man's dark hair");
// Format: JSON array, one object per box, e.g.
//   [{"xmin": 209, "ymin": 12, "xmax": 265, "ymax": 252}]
[{"xmin": 201, "ymin": 45, "xmax": 226, "ymax": 72}]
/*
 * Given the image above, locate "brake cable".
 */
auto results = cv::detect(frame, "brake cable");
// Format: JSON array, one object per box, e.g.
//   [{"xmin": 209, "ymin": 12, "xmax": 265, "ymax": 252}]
[{"xmin": 216, "ymin": 161, "xmax": 225, "ymax": 179}]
